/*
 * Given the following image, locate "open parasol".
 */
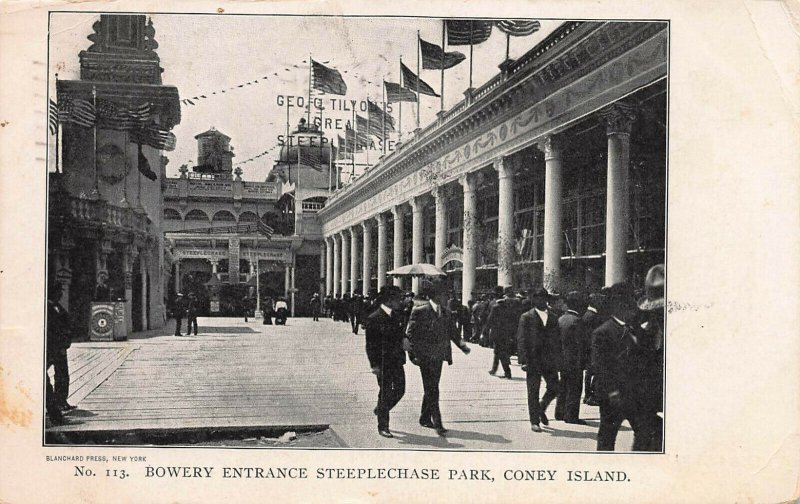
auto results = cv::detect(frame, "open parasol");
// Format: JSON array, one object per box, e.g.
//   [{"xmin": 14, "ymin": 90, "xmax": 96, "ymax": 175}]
[{"xmin": 387, "ymin": 263, "xmax": 447, "ymax": 277}]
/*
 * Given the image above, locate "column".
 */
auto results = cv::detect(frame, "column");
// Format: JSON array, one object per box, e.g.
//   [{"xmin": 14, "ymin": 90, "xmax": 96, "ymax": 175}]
[
  {"xmin": 349, "ymin": 227, "xmax": 359, "ymax": 296},
  {"xmin": 391, "ymin": 205, "xmax": 404, "ymax": 288},
  {"xmin": 284, "ymin": 263, "xmax": 290, "ymax": 297},
  {"xmin": 362, "ymin": 221, "xmax": 373, "ymax": 296},
  {"xmin": 210, "ymin": 260, "xmax": 218, "ymax": 275},
  {"xmin": 433, "ymin": 186, "xmax": 448, "ymax": 268},
  {"xmin": 333, "ymin": 235, "xmax": 341, "ymax": 296},
  {"xmin": 319, "ymin": 241, "xmax": 326, "ymax": 297},
  {"xmin": 540, "ymin": 135, "xmax": 564, "ymax": 292},
  {"xmin": 174, "ymin": 259, "xmax": 181, "ymax": 293},
  {"xmin": 341, "ymin": 230, "xmax": 350, "ymax": 296},
  {"xmin": 494, "ymin": 157, "xmax": 515, "ymax": 288},
  {"xmin": 460, "ymin": 173, "xmax": 478, "ymax": 303},
  {"xmin": 325, "ymin": 238, "xmax": 333, "ymax": 296},
  {"xmin": 600, "ymin": 102, "xmax": 637, "ymax": 286},
  {"xmin": 410, "ymin": 196, "xmax": 425, "ymax": 294},
  {"xmin": 376, "ymin": 213, "xmax": 388, "ymax": 290},
  {"xmin": 290, "ymin": 261, "xmax": 296, "ymax": 317}
]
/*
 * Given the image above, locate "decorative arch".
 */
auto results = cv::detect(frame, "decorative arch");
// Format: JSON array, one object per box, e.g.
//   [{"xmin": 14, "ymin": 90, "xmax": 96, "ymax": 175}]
[
  {"xmin": 212, "ymin": 210, "xmax": 236, "ymax": 223},
  {"xmin": 163, "ymin": 208, "xmax": 182, "ymax": 220},
  {"xmin": 185, "ymin": 209, "xmax": 210, "ymax": 221},
  {"xmin": 238, "ymin": 211, "xmax": 258, "ymax": 223}
]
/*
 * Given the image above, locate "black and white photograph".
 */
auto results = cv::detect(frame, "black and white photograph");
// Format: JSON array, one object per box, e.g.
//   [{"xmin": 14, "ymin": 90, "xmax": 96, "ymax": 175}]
[
  {"xmin": 2, "ymin": 1, "xmax": 798, "ymax": 502},
  {"xmin": 43, "ymin": 12, "xmax": 667, "ymax": 452}
]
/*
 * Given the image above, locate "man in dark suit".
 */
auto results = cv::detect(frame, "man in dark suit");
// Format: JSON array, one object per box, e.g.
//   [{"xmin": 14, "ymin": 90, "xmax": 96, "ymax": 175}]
[
  {"xmin": 406, "ymin": 279, "xmax": 471, "ymax": 436},
  {"xmin": 350, "ymin": 293, "xmax": 364, "ymax": 334},
  {"xmin": 582, "ymin": 293, "xmax": 607, "ymax": 405},
  {"xmin": 592, "ymin": 282, "xmax": 653, "ymax": 451},
  {"xmin": 173, "ymin": 293, "xmax": 186, "ymax": 336},
  {"xmin": 186, "ymin": 293, "xmax": 199, "ymax": 336},
  {"xmin": 517, "ymin": 287, "xmax": 562, "ymax": 432},
  {"xmin": 46, "ymin": 282, "xmax": 74, "ymax": 424},
  {"xmin": 635, "ymin": 264, "xmax": 665, "ymax": 451},
  {"xmin": 558, "ymin": 291, "xmax": 588, "ymax": 425},
  {"xmin": 364, "ymin": 286, "xmax": 406, "ymax": 438},
  {"xmin": 485, "ymin": 287, "xmax": 520, "ymax": 379}
]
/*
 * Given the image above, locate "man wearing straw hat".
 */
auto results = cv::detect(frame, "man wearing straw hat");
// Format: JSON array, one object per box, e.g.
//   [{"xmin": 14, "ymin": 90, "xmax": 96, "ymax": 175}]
[{"xmin": 635, "ymin": 264, "xmax": 665, "ymax": 451}]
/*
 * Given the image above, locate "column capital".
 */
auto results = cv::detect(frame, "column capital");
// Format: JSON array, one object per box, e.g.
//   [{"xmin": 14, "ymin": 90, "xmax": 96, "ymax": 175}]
[
  {"xmin": 492, "ymin": 157, "xmax": 514, "ymax": 179},
  {"xmin": 432, "ymin": 184, "xmax": 451, "ymax": 202},
  {"xmin": 348, "ymin": 226, "xmax": 358, "ymax": 238},
  {"xmin": 391, "ymin": 204, "xmax": 405, "ymax": 219},
  {"xmin": 459, "ymin": 172, "xmax": 478, "ymax": 193},
  {"xmin": 409, "ymin": 195, "xmax": 426, "ymax": 213},
  {"xmin": 361, "ymin": 220, "xmax": 373, "ymax": 232},
  {"xmin": 599, "ymin": 101, "xmax": 637, "ymax": 136},
  {"xmin": 536, "ymin": 134, "xmax": 564, "ymax": 161},
  {"xmin": 375, "ymin": 212, "xmax": 387, "ymax": 227}
]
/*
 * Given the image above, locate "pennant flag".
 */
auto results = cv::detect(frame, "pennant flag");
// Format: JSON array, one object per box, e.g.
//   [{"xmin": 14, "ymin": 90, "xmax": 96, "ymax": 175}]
[
  {"xmin": 57, "ymin": 95, "xmax": 96, "ymax": 128},
  {"xmin": 96, "ymin": 100, "xmax": 151, "ymax": 130},
  {"xmin": 384, "ymin": 81, "xmax": 417, "ymax": 103},
  {"xmin": 355, "ymin": 115, "xmax": 372, "ymax": 145},
  {"xmin": 48, "ymin": 99, "xmax": 59, "ymax": 134},
  {"xmin": 311, "ymin": 59, "xmax": 347, "ymax": 96},
  {"xmin": 136, "ymin": 143, "xmax": 157, "ymax": 181},
  {"xmin": 367, "ymin": 100, "xmax": 395, "ymax": 139},
  {"xmin": 495, "ymin": 19, "xmax": 541, "ymax": 37},
  {"xmin": 445, "ymin": 20, "xmax": 494, "ymax": 46},
  {"xmin": 419, "ymin": 38, "xmax": 466, "ymax": 69},
  {"xmin": 257, "ymin": 218, "xmax": 275, "ymax": 239},
  {"xmin": 400, "ymin": 62, "xmax": 439, "ymax": 97}
]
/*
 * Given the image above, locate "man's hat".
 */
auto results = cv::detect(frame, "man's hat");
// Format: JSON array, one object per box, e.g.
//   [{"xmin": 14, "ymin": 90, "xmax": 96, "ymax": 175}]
[
  {"xmin": 494, "ymin": 286, "xmax": 505, "ymax": 297},
  {"xmin": 377, "ymin": 285, "xmax": 402, "ymax": 302},
  {"xmin": 565, "ymin": 290, "xmax": 584, "ymax": 310},
  {"xmin": 588, "ymin": 292, "xmax": 607, "ymax": 309},
  {"xmin": 503, "ymin": 286, "xmax": 515, "ymax": 297},
  {"xmin": 530, "ymin": 287, "xmax": 551, "ymax": 299},
  {"xmin": 638, "ymin": 264, "xmax": 665, "ymax": 311}
]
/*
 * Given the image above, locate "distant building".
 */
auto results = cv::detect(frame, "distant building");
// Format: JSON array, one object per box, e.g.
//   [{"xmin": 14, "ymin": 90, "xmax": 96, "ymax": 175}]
[
  {"xmin": 48, "ymin": 14, "xmax": 181, "ymax": 337},
  {"xmin": 163, "ymin": 120, "xmax": 334, "ymax": 316}
]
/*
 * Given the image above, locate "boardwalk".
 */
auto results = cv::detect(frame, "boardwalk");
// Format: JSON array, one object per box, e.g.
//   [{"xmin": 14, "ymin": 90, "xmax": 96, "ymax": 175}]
[{"xmin": 49, "ymin": 317, "xmax": 635, "ymax": 451}]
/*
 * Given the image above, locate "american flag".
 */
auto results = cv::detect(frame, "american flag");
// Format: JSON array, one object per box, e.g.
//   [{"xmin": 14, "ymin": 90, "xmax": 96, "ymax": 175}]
[
  {"xmin": 311, "ymin": 59, "xmax": 347, "ymax": 96},
  {"xmin": 495, "ymin": 20, "xmax": 541, "ymax": 37},
  {"xmin": 48, "ymin": 99, "xmax": 59, "ymax": 134},
  {"xmin": 57, "ymin": 95, "xmax": 96, "ymax": 128},
  {"xmin": 130, "ymin": 124, "xmax": 176, "ymax": 151},
  {"xmin": 256, "ymin": 218, "xmax": 275, "ymax": 239},
  {"xmin": 384, "ymin": 81, "xmax": 417, "ymax": 103},
  {"xmin": 445, "ymin": 20, "xmax": 494, "ymax": 46},
  {"xmin": 401, "ymin": 62, "xmax": 439, "ymax": 97},
  {"xmin": 96, "ymin": 100, "xmax": 151, "ymax": 130}
]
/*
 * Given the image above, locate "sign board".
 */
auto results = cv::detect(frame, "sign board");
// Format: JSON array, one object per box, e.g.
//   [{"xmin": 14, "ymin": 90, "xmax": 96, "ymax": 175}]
[{"xmin": 89, "ymin": 302, "xmax": 115, "ymax": 341}]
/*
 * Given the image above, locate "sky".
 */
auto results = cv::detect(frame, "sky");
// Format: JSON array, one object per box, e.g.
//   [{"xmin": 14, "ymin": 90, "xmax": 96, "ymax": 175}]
[{"xmin": 49, "ymin": 14, "xmax": 558, "ymax": 181}]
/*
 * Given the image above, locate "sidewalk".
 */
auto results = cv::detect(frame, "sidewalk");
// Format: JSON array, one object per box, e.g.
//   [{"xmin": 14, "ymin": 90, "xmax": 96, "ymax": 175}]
[{"xmin": 51, "ymin": 317, "xmax": 634, "ymax": 451}]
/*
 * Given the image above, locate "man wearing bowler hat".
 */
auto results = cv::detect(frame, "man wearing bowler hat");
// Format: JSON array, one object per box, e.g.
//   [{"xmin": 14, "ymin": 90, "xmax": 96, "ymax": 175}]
[
  {"xmin": 558, "ymin": 291, "xmax": 589, "ymax": 424},
  {"xmin": 485, "ymin": 286, "xmax": 519, "ymax": 379},
  {"xmin": 582, "ymin": 292, "xmax": 607, "ymax": 405},
  {"xmin": 405, "ymin": 278, "xmax": 471, "ymax": 436},
  {"xmin": 364, "ymin": 285, "xmax": 407, "ymax": 438},
  {"xmin": 517, "ymin": 287, "xmax": 562, "ymax": 432}
]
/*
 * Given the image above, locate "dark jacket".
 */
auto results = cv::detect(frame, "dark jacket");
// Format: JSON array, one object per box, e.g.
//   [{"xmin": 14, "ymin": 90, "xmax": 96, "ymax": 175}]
[
  {"xmin": 47, "ymin": 300, "xmax": 72, "ymax": 356},
  {"xmin": 364, "ymin": 306, "xmax": 407, "ymax": 369},
  {"xmin": 516, "ymin": 308, "xmax": 561, "ymax": 371},
  {"xmin": 558, "ymin": 310, "xmax": 587, "ymax": 372},
  {"xmin": 484, "ymin": 297, "xmax": 519, "ymax": 354},
  {"xmin": 591, "ymin": 318, "xmax": 638, "ymax": 402},
  {"xmin": 406, "ymin": 299, "xmax": 466, "ymax": 365},
  {"xmin": 582, "ymin": 308, "xmax": 605, "ymax": 370}
]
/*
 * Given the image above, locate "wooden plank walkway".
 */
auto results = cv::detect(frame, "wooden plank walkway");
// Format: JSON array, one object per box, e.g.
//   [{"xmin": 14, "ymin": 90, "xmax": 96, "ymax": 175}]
[{"xmin": 49, "ymin": 317, "xmax": 636, "ymax": 451}]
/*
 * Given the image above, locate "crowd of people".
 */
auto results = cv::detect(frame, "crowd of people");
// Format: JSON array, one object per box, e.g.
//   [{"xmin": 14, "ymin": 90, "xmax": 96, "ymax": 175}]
[{"xmin": 359, "ymin": 264, "xmax": 665, "ymax": 452}]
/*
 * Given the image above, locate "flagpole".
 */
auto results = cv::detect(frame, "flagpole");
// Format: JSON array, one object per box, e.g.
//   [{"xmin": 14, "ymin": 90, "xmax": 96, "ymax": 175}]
[
  {"xmin": 416, "ymin": 30, "xmax": 421, "ymax": 129},
  {"xmin": 54, "ymin": 73, "xmax": 60, "ymax": 174},
  {"xmin": 254, "ymin": 197, "xmax": 260, "ymax": 317},
  {"xmin": 440, "ymin": 21, "xmax": 445, "ymax": 112},
  {"xmin": 285, "ymin": 100, "xmax": 291, "ymax": 182},
  {"xmin": 469, "ymin": 21, "xmax": 474, "ymax": 91},
  {"xmin": 91, "ymin": 85, "xmax": 100, "ymax": 200},
  {"xmin": 307, "ymin": 53, "xmax": 312, "ymax": 127},
  {"xmin": 365, "ymin": 92, "xmax": 370, "ymax": 169},
  {"xmin": 505, "ymin": 32, "xmax": 511, "ymax": 63},
  {"xmin": 351, "ymin": 107, "xmax": 356, "ymax": 179},
  {"xmin": 328, "ymin": 141, "xmax": 333, "ymax": 190},
  {"xmin": 399, "ymin": 56, "xmax": 403, "ymax": 142},
  {"xmin": 382, "ymin": 85, "xmax": 386, "ymax": 156}
]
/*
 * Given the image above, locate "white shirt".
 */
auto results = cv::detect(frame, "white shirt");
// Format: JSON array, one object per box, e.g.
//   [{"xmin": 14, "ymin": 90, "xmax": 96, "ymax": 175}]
[
  {"xmin": 275, "ymin": 300, "xmax": 288, "ymax": 310},
  {"xmin": 429, "ymin": 300, "xmax": 440, "ymax": 315},
  {"xmin": 534, "ymin": 308, "xmax": 548, "ymax": 326},
  {"xmin": 611, "ymin": 316, "xmax": 626, "ymax": 326},
  {"xmin": 380, "ymin": 304, "xmax": 392, "ymax": 316},
  {"xmin": 587, "ymin": 306, "xmax": 598, "ymax": 314}
]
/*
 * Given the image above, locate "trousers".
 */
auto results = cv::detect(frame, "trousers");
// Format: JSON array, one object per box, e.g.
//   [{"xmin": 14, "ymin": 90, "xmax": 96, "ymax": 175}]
[
  {"xmin": 418, "ymin": 359, "xmax": 444, "ymax": 427},
  {"xmin": 597, "ymin": 399, "xmax": 661, "ymax": 451},
  {"xmin": 375, "ymin": 363, "xmax": 406, "ymax": 430},
  {"xmin": 526, "ymin": 368, "xmax": 559, "ymax": 425},
  {"xmin": 559, "ymin": 370, "xmax": 584, "ymax": 421}
]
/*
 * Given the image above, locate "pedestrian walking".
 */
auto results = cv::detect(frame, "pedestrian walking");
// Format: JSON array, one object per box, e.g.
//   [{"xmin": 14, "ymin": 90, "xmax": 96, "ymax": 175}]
[
  {"xmin": 635, "ymin": 264, "xmax": 665, "ymax": 451},
  {"xmin": 582, "ymin": 292, "xmax": 607, "ymax": 405},
  {"xmin": 173, "ymin": 293, "xmax": 186, "ymax": 336},
  {"xmin": 557, "ymin": 291, "xmax": 589, "ymax": 425},
  {"xmin": 591, "ymin": 282, "xmax": 654, "ymax": 451},
  {"xmin": 350, "ymin": 293, "xmax": 364, "ymax": 334},
  {"xmin": 310, "ymin": 293, "xmax": 321, "ymax": 321},
  {"xmin": 186, "ymin": 292, "xmax": 199, "ymax": 335},
  {"xmin": 262, "ymin": 296, "xmax": 274, "ymax": 325},
  {"xmin": 364, "ymin": 286, "xmax": 407, "ymax": 438},
  {"xmin": 485, "ymin": 287, "xmax": 519, "ymax": 379},
  {"xmin": 516, "ymin": 287, "xmax": 562, "ymax": 432},
  {"xmin": 405, "ymin": 279, "xmax": 471, "ymax": 436},
  {"xmin": 46, "ymin": 282, "xmax": 74, "ymax": 425}
]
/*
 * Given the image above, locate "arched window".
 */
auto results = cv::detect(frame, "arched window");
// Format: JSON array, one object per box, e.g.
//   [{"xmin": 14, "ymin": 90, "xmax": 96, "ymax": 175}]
[
  {"xmin": 163, "ymin": 208, "xmax": 182, "ymax": 221},
  {"xmin": 213, "ymin": 210, "xmax": 236, "ymax": 223},
  {"xmin": 185, "ymin": 209, "xmax": 210, "ymax": 221},
  {"xmin": 238, "ymin": 211, "xmax": 258, "ymax": 223}
]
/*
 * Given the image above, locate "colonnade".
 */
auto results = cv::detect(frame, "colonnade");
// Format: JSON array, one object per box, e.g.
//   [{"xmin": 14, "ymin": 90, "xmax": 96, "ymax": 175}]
[{"xmin": 323, "ymin": 103, "xmax": 637, "ymax": 302}]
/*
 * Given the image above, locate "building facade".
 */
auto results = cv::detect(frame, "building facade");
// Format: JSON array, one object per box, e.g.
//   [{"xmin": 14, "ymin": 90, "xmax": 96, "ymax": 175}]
[
  {"xmin": 48, "ymin": 14, "xmax": 181, "ymax": 337},
  {"xmin": 163, "ymin": 123, "xmax": 331, "ymax": 316},
  {"xmin": 318, "ymin": 21, "xmax": 668, "ymax": 300}
]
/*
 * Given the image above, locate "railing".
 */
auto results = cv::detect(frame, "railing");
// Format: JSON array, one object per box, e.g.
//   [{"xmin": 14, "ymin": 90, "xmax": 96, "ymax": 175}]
[
  {"xmin": 302, "ymin": 201, "xmax": 325, "ymax": 213},
  {"xmin": 52, "ymin": 192, "xmax": 152, "ymax": 235},
  {"xmin": 163, "ymin": 178, "xmax": 280, "ymax": 200}
]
